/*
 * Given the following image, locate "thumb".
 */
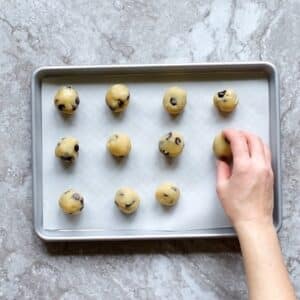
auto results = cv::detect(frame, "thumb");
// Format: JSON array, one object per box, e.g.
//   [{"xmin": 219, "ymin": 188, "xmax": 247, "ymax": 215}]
[{"xmin": 216, "ymin": 160, "xmax": 231, "ymax": 184}]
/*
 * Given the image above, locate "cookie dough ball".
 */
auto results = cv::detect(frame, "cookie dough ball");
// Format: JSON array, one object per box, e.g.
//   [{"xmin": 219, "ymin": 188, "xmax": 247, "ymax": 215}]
[
  {"xmin": 213, "ymin": 132, "xmax": 232, "ymax": 160},
  {"xmin": 213, "ymin": 89, "xmax": 238, "ymax": 113},
  {"xmin": 159, "ymin": 131, "xmax": 184, "ymax": 158},
  {"xmin": 155, "ymin": 182, "xmax": 180, "ymax": 206},
  {"xmin": 55, "ymin": 137, "xmax": 79, "ymax": 163},
  {"xmin": 114, "ymin": 187, "xmax": 140, "ymax": 214},
  {"xmin": 59, "ymin": 189, "xmax": 84, "ymax": 214},
  {"xmin": 107, "ymin": 133, "xmax": 131, "ymax": 158},
  {"xmin": 54, "ymin": 86, "xmax": 80, "ymax": 115},
  {"xmin": 105, "ymin": 84, "xmax": 130, "ymax": 113},
  {"xmin": 163, "ymin": 86, "xmax": 187, "ymax": 115}
]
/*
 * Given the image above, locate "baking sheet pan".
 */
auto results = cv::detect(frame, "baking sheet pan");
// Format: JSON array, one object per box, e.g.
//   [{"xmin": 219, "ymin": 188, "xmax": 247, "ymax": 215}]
[{"xmin": 31, "ymin": 63, "xmax": 281, "ymax": 241}]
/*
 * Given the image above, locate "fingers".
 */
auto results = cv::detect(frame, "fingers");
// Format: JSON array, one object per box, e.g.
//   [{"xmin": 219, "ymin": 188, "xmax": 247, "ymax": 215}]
[
  {"xmin": 220, "ymin": 129, "xmax": 273, "ymax": 177},
  {"xmin": 223, "ymin": 129, "xmax": 250, "ymax": 162},
  {"xmin": 216, "ymin": 160, "xmax": 231, "ymax": 183},
  {"xmin": 243, "ymin": 131, "xmax": 265, "ymax": 164}
]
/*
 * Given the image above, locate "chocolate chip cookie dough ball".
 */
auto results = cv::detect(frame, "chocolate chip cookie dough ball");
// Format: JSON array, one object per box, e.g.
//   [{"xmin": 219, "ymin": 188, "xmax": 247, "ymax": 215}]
[
  {"xmin": 107, "ymin": 133, "xmax": 131, "ymax": 158},
  {"xmin": 159, "ymin": 131, "xmax": 184, "ymax": 158},
  {"xmin": 105, "ymin": 84, "xmax": 130, "ymax": 113},
  {"xmin": 55, "ymin": 137, "xmax": 79, "ymax": 163},
  {"xmin": 155, "ymin": 182, "xmax": 180, "ymax": 206},
  {"xmin": 114, "ymin": 187, "xmax": 140, "ymax": 214},
  {"xmin": 213, "ymin": 89, "xmax": 238, "ymax": 113},
  {"xmin": 163, "ymin": 86, "xmax": 187, "ymax": 115},
  {"xmin": 54, "ymin": 86, "xmax": 80, "ymax": 115},
  {"xmin": 59, "ymin": 189, "xmax": 84, "ymax": 214},
  {"xmin": 213, "ymin": 132, "xmax": 232, "ymax": 160}
]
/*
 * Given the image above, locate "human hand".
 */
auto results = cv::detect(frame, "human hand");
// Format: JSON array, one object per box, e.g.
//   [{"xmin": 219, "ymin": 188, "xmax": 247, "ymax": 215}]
[{"xmin": 216, "ymin": 129, "xmax": 274, "ymax": 230}]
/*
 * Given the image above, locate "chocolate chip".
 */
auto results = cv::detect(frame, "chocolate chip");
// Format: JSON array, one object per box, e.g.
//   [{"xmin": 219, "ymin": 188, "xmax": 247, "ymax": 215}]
[
  {"xmin": 224, "ymin": 137, "xmax": 230, "ymax": 144},
  {"xmin": 127, "ymin": 94, "xmax": 130, "ymax": 101},
  {"xmin": 54, "ymin": 99, "xmax": 59, "ymax": 104},
  {"xmin": 163, "ymin": 193, "xmax": 169, "ymax": 197},
  {"xmin": 170, "ymin": 97, "xmax": 177, "ymax": 106},
  {"xmin": 79, "ymin": 206, "xmax": 84, "ymax": 211},
  {"xmin": 72, "ymin": 193, "xmax": 81, "ymax": 200},
  {"xmin": 166, "ymin": 132, "xmax": 172, "ymax": 140},
  {"xmin": 58, "ymin": 104, "xmax": 65, "ymax": 111},
  {"xmin": 118, "ymin": 99, "xmax": 124, "ymax": 107},
  {"xmin": 171, "ymin": 186, "xmax": 177, "ymax": 192},
  {"xmin": 175, "ymin": 137, "xmax": 181, "ymax": 145},
  {"xmin": 119, "ymin": 192, "xmax": 124, "ymax": 196},
  {"xmin": 114, "ymin": 200, "xmax": 120, "ymax": 207},
  {"xmin": 74, "ymin": 144, "xmax": 79, "ymax": 152},
  {"xmin": 218, "ymin": 90, "xmax": 226, "ymax": 98},
  {"xmin": 80, "ymin": 199, "xmax": 84, "ymax": 205},
  {"xmin": 61, "ymin": 156, "xmax": 73, "ymax": 161},
  {"xmin": 115, "ymin": 134, "xmax": 119, "ymax": 139},
  {"xmin": 67, "ymin": 85, "xmax": 72, "ymax": 89},
  {"xmin": 72, "ymin": 105, "xmax": 77, "ymax": 111},
  {"xmin": 125, "ymin": 200, "xmax": 136, "ymax": 208},
  {"xmin": 160, "ymin": 149, "xmax": 169, "ymax": 156},
  {"xmin": 75, "ymin": 97, "xmax": 80, "ymax": 105}
]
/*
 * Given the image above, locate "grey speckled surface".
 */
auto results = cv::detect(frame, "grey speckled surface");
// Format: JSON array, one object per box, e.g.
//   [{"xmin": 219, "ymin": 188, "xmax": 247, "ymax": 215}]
[{"xmin": 0, "ymin": 1, "xmax": 299, "ymax": 299}]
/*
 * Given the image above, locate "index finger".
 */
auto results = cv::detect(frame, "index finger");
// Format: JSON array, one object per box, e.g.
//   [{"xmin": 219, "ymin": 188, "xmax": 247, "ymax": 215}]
[{"xmin": 223, "ymin": 129, "xmax": 250, "ymax": 161}]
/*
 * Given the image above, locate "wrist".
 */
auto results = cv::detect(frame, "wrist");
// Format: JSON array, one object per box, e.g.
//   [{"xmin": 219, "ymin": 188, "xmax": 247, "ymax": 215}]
[{"xmin": 234, "ymin": 218, "xmax": 275, "ymax": 238}]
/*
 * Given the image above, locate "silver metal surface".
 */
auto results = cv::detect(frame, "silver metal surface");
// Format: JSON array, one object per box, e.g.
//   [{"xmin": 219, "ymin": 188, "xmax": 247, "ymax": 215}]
[{"xmin": 32, "ymin": 62, "xmax": 281, "ymax": 241}]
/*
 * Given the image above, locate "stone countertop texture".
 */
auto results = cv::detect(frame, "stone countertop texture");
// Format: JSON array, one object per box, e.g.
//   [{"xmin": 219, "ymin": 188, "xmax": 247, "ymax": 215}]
[{"xmin": 0, "ymin": 1, "xmax": 299, "ymax": 299}]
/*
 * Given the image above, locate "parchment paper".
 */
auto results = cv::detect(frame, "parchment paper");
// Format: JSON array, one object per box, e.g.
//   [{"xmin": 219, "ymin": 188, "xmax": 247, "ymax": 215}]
[{"xmin": 41, "ymin": 74, "xmax": 269, "ymax": 232}]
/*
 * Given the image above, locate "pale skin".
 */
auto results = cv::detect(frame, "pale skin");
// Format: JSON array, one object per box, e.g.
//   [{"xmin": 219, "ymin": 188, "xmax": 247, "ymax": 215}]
[{"xmin": 216, "ymin": 129, "xmax": 296, "ymax": 300}]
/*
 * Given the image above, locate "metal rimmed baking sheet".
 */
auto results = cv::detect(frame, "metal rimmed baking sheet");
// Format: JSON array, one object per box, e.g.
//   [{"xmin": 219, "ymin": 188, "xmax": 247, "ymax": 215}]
[{"xmin": 31, "ymin": 62, "xmax": 281, "ymax": 241}]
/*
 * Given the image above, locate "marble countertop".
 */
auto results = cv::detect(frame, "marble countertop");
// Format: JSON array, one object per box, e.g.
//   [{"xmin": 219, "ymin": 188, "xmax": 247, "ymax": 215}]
[{"xmin": 0, "ymin": 1, "xmax": 299, "ymax": 299}]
